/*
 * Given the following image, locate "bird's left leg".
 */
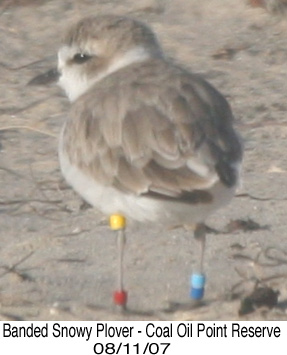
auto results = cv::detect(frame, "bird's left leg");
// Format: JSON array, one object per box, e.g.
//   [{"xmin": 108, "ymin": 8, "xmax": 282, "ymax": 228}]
[
  {"xmin": 190, "ymin": 223, "xmax": 206, "ymax": 300},
  {"xmin": 109, "ymin": 214, "xmax": 128, "ymax": 310}
]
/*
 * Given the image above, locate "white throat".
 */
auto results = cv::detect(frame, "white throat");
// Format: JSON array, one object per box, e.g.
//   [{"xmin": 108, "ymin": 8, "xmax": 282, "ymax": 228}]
[{"xmin": 58, "ymin": 46, "xmax": 151, "ymax": 102}]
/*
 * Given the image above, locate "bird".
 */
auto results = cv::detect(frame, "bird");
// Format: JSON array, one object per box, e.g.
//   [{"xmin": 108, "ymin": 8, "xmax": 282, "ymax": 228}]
[{"xmin": 56, "ymin": 15, "xmax": 243, "ymax": 309}]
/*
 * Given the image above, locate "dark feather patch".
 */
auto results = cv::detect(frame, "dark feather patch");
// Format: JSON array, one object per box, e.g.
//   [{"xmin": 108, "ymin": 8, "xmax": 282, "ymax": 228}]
[{"xmin": 144, "ymin": 190, "xmax": 213, "ymax": 204}]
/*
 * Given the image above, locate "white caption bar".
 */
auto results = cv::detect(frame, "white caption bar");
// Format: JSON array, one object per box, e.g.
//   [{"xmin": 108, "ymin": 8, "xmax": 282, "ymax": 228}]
[{"xmin": 0, "ymin": 321, "xmax": 284, "ymax": 354}]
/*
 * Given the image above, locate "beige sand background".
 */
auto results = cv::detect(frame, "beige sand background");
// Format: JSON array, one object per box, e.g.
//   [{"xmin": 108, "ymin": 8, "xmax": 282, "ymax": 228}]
[{"xmin": 1, "ymin": 0, "xmax": 287, "ymax": 320}]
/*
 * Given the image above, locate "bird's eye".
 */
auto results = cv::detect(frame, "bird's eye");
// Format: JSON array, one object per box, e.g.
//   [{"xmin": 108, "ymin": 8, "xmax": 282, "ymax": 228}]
[{"xmin": 72, "ymin": 53, "xmax": 92, "ymax": 64}]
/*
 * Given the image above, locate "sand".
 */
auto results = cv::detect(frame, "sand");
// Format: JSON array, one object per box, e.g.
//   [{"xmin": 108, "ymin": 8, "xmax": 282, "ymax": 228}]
[{"xmin": 1, "ymin": 0, "xmax": 287, "ymax": 321}]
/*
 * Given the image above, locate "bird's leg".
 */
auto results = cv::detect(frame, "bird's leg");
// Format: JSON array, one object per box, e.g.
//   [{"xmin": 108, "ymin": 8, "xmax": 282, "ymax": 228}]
[
  {"xmin": 194, "ymin": 223, "xmax": 206, "ymax": 274},
  {"xmin": 109, "ymin": 214, "xmax": 128, "ymax": 310},
  {"xmin": 117, "ymin": 228, "xmax": 125, "ymax": 292},
  {"xmin": 190, "ymin": 223, "xmax": 206, "ymax": 300}
]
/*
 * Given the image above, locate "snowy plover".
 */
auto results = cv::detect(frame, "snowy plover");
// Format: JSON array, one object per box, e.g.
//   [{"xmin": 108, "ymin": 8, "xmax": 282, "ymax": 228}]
[{"xmin": 56, "ymin": 15, "xmax": 243, "ymax": 308}]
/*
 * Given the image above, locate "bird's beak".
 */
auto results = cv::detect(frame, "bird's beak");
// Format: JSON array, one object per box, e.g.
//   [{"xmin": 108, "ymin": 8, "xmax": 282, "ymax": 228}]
[{"xmin": 27, "ymin": 68, "xmax": 60, "ymax": 86}]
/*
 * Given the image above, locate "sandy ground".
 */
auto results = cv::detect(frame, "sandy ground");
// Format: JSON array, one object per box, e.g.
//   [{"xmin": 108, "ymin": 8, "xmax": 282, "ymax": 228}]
[{"xmin": 1, "ymin": 0, "xmax": 287, "ymax": 321}]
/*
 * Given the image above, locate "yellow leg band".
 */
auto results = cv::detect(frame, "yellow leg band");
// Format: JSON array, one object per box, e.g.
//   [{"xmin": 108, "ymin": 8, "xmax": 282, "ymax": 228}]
[{"xmin": 109, "ymin": 214, "xmax": 126, "ymax": 230}]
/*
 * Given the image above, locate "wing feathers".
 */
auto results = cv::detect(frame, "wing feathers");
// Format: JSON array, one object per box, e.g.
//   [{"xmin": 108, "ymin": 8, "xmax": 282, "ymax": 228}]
[
  {"xmin": 116, "ymin": 158, "xmax": 150, "ymax": 193},
  {"xmin": 63, "ymin": 60, "xmax": 242, "ymax": 199}
]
